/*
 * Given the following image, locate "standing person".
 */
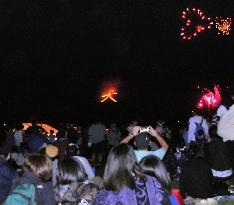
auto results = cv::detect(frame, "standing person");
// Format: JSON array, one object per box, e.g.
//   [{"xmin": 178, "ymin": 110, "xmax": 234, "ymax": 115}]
[
  {"xmin": 14, "ymin": 124, "xmax": 24, "ymax": 149},
  {"xmin": 5, "ymin": 154, "xmax": 55, "ymax": 205},
  {"xmin": 88, "ymin": 122, "xmax": 106, "ymax": 163},
  {"xmin": 107, "ymin": 123, "xmax": 121, "ymax": 150},
  {"xmin": 121, "ymin": 126, "xmax": 169, "ymax": 162},
  {"xmin": 0, "ymin": 129, "xmax": 18, "ymax": 204},
  {"xmin": 187, "ymin": 109, "xmax": 209, "ymax": 144},
  {"xmin": 94, "ymin": 144, "xmax": 171, "ymax": 205}
]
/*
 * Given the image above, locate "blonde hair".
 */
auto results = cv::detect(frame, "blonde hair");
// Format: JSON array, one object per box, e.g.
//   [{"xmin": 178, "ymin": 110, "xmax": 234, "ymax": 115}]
[{"xmin": 24, "ymin": 154, "xmax": 52, "ymax": 181}]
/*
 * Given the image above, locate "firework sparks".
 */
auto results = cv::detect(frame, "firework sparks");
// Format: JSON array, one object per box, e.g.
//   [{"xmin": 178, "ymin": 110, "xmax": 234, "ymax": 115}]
[
  {"xmin": 197, "ymin": 85, "xmax": 221, "ymax": 109},
  {"xmin": 216, "ymin": 17, "xmax": 232, "ymax": 35}
]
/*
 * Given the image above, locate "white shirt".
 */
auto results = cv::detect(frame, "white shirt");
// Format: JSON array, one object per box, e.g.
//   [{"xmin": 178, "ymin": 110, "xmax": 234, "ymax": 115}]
[
  {"xmin": 188, "ymin": 115, "xmax": 209, "ymax": 143},
  {"xmin": 88, "ymin": 123, "xmax": 106, "ymax": 144},
  {"xmin": 217, "ymin": 105, "xmax": 228, "ymax": 118},
  {"xmin": 14, "ymin": 130, "xmax": 24, "ymax": 147}
]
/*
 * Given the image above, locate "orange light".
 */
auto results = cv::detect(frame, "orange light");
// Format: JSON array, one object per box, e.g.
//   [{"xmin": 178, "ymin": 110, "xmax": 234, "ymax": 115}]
[{"xmin": 101, "ymin": 89, "xmax": 118, "ymax": 103}]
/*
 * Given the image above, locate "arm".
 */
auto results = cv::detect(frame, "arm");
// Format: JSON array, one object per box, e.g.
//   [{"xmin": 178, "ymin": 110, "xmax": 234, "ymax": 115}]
[
  {"xmin": 120, "ymin": 133, "xmax": 135, "ymax": 144},
  {"xmin": 148, "ymin": 126, "xmax": 169, "ymax": 151},
  {"xmin": 120, "ymin": 126, "xmax": 140, "ymax": 144}
]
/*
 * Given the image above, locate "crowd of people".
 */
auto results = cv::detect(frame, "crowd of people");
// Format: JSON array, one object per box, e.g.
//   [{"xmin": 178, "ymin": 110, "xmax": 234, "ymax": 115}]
[{"xmin": 0, "ymin": 90, "xmax": 234, "ymax": 205}]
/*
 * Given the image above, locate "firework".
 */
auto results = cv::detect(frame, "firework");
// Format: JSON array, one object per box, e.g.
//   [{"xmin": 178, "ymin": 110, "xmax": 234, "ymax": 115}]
[
  {"xmin": 197, "ymin": 85, "xmax": 221, "ymax": 109},
  {"xmin": 180, "ymin": 8, "xmax": 232, "ymax": 40},
  {"xmin": 215, "ymin": 17, "xmax": 232, "ymax": 35},
  {"xmin": 180, "ymin": 8, "xmax": 214, "ymax": 40}
]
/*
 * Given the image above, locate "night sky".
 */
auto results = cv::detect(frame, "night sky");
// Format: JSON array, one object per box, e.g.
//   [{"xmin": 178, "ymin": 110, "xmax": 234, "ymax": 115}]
[{"xmin": 0, "ymin": 0, "xmax": 233, "ymax": 124}]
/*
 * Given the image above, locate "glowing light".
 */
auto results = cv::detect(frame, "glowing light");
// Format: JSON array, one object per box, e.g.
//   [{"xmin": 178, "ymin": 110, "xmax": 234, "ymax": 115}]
[
  {"xmin": 215, "ymin": 17, "xmax": 232, "ymax": 35},
  {"xmin": 180, "ymin": 8, "xmax": 232, "ymax": 40},
  {"xmin": 101, "ymin": 89, "xmax": 118, "ymax": 103},
  {"xmin": 197, "ymin": 85, "xmax": 221, "ymax": 109},
  {"xmin": 180, "ymin": 8, "xmax": 214, "ymax": 40}
]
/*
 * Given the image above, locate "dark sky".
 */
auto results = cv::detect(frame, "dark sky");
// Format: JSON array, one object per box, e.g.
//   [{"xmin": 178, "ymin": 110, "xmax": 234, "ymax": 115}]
[{"xmin": 0, "ymin": 0, "xmax": 233, "ymax": 124}]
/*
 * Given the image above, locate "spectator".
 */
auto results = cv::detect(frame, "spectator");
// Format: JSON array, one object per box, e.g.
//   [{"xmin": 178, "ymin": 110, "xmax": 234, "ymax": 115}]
[
  {"xmin": 66, "ymin": 143, "xmax": 94, "ymax": 180},
  {"xmin": 187, "ymin": 110, "xmax": 209, "ymax": 144},
  {"xmin": 5, "ymin": 154, "xmax": 55, "ymax": 205},
  {"xmin": 94, "ymin": 144, "xmax": 171, "ymax": 205},
  {"xmin": 205, "ymin": 125, "xmax": 232, "ymax": 195},
  {"xmin": 88, "ymin": 122, "xmax": 106, "ymax": 163},
  {"xmin": 40, "ymin": 144, "xmax": 59, "ymax": 186},
  {"xmin": 107, "ymin": 123, "xmax": 121, "ymax": 149},
  {"xmin": 140, "ymin": 155, "xmax": 182, "ymax": 205},
  {"xmin": 179, "ymin": 143, "xmax": 214, "ymax": 199},
  {"xmin": 121, "ymin": 126, "xmax": 168, "ymax": 162},
  {"xmin": 0, "ymin": 129, "xmax": 18, "ymax": 204},
  {"xmin": 14, "ymin": 124, "xmax": 24, "ymax": 149},
  {"xmin": 55, "ymin": 158, "xmax": 99, "ymax": 205},
  {"xmin": 27, "ymin": 128, "xmax": 48, "ymax": 153}
]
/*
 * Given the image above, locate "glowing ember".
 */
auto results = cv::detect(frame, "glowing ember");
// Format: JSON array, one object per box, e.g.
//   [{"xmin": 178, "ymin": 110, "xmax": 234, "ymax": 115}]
[
  {"xmin": 101, "ymin": 89, "xmax": 118, "ymax": 103},
  {"xmin": 197, "ymin": 85, "xmax": 221, "ymax": 109},
  {"xmin": 215, "ymin": 17, "xmax": 232, "ymax": 35}
]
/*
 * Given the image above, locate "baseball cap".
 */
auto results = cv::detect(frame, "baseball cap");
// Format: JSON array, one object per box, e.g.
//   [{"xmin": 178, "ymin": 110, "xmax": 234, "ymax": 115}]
[{"xmin": 135, "ymin": 133, "xmax": 150, "ymax": 149}]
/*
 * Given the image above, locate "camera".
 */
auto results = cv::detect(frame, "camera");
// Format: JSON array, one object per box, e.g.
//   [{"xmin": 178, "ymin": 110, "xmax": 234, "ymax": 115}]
[{"xmin": 139, "ymin": 126, "xmax": 150, "ymax": 133}]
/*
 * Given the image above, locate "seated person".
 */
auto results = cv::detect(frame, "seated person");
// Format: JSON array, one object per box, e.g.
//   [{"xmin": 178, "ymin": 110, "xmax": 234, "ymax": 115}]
[
  {"xmin": 179, "ymin": 143, "xmax": 214, "ymax": 199},
  {"xmin": 140, "ymin": 155, "xmax": 182, "ymax": 205},
  {"xmin": 0, "ymin": 129, "xmax": 18, "ymax": 204},
  {"xmin": 94, "ymin": 144, "xmax": 171, "ymax": 205},
  {"xmin": 121, "ymin": 126, "xmax": 168, "ymax": 161},
  {"xmin": 55, "ymin": 158, "xmax": 99, "ymax": 204},
  {"xmin": 5, "ymin": 154, "xmax": 55, "ymax": 205}
]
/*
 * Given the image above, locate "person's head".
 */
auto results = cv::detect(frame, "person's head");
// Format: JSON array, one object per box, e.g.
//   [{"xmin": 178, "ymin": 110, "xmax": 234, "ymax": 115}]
[
  {"xmin": 57, "ymin": 157, "xmax": 86, "ymax": 185},
  {"xmin": 134, "ymin": 133, "xmax": 150, "ymax": 150},
  {"xmin": 140, "ymin": 155, "xmax": 171, "ymax": 190},
  {"xmin": 66, "ymin": 144, "xmax": 79, "ymax": 157},
  {"xmin": 188, "ymin": 142, "xmax": 205, "ymax": 159},
  {"xmin": 23, "ymin": 154, "xmax": 52, "ymax": 181},
  {"xmin": 110, "ymin": 123, "xmax": 117, "ymax": 131},
  {"xmin": 50, "ymin": 130, "xmax": 54, "ymax": 135},
  {"xmin": 103, "ymin": 143, "xmax": 143, "ymax": 191}
]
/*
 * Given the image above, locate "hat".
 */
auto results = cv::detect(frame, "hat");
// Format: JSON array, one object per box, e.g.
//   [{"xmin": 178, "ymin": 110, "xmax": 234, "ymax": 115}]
[
  {"xmin": 135, "ymin": 133, "xmax": 150, "ymax": 149},
  {"xmin": 45, "ymin": 145, "xmax": 58, "ymax": 158}
]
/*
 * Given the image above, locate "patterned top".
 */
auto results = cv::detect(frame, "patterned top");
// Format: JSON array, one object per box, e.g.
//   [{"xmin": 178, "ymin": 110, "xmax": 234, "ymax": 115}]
[{"xmin": 94, "ymin": 176, "xmax": 170, "ymax": 205}]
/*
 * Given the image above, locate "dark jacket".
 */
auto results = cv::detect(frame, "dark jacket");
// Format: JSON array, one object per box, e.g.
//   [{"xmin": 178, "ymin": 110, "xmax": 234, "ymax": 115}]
[
  {"xmin": 11, "ymin": 171, "xmax": 55, "ymax": 205},
  {"xmin": 0, "ymin": 157, "xmax": 18, "ymax": 204},
  {"xmin": 205, "ymin": 139, "xmax": 232, "ymax": 172},
  {"xmin": 180, "ymin": 158, "xmax": 214, "ymax": 199}
]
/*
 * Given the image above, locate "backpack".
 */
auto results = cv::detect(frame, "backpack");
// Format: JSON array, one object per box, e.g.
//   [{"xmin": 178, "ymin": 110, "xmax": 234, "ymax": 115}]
[
  {"xmin": 194, "ymin": 118, "xmax": 206, "ymax": 142},
  {"xmin": 4, "ymin": 183, "xmax": 36, "ymax": 205}
]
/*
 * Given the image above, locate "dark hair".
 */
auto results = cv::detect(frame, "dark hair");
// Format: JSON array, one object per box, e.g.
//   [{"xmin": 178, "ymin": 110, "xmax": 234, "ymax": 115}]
[
  {"xmin": 66, "ymin": 144, "xmax": 79, "ymax": 157},
  {"xmin": 57, "ymin": 157, "xmax": 86, "ymax": 185},
  {"xmin": 140, "ymin": 155, "xmax": 171, "ymax": 190},
  {"xmin": 103, "ymin": 144, "xmax": 144, "ymax": 191},
  {"xmin": 24, "ymin": 154, "xmax": 52, "ymax": 181},
  {"xmin": 188, "ymin": 142, "xmax": 205, "ymax": 159}
]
